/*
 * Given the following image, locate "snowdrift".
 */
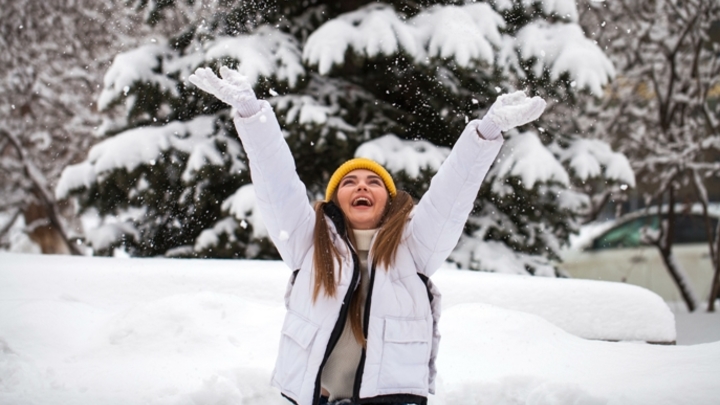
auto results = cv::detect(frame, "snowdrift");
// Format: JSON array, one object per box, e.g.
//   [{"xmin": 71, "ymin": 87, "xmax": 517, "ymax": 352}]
[{"xmin": 1, "ymin": 253, "xmax": 717, "ymax": 405}]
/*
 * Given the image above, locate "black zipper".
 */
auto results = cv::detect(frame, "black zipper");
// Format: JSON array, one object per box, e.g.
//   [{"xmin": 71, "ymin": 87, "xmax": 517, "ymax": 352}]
[
  {"xmin": 352, "ymin": 261, "xmax": 377, "ymax": 403},
  {"xmin": 312, "ymin": 240, "xmax": 360, "ymax": 405}
]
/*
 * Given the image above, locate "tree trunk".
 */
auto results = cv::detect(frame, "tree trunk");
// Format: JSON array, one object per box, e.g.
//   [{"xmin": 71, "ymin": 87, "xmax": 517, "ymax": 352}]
[
  {"xmin": 657, "ymin": 246, "xmax": 699, "ymax": 312},
  {"xmin": 0, "ymin": 129, "xmax": 81, "ymax": 255},
  {"xmin": 692, "ymin": 170, "xmax": 720, "ymax": 312},
  {"xmin": 654, "ymin": 188, "xmax": 699, "ymax": 312},
  {"xmin": 708, "ymin": 219, "xmax": 720, "ymax": 311},
  {"xmin": 22, "ymin": 202, "xmax": 73, "ymax": 254}
]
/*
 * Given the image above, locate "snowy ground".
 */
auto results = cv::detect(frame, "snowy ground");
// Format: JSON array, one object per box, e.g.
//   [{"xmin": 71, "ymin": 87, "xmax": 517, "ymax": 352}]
[
  {"xmin": 1, "ymin": 253, "xmax": 719, "ymax": 405},
  {"xmin": 669, "ymin": 302, "xmax": 720, "ymax": 345}
]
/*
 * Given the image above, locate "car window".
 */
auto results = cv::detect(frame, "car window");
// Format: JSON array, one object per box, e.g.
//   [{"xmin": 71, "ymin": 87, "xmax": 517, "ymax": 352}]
[
  {"xmin": 673, "ymin": 214, "xmax": 718, "ymax": 244},
  {"xmin": 591, "ymin": 213, "xmax": 718, "ymax": 250},
  {"xmin": 592, "ymin": 216, "xmax": 659, "ymax": 250}
]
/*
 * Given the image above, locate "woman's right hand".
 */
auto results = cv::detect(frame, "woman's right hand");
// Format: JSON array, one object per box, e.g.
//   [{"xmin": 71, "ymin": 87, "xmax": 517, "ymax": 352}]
[{"xmin": 188, "ymin": 66, "xmax": 261, "ymax": 117}]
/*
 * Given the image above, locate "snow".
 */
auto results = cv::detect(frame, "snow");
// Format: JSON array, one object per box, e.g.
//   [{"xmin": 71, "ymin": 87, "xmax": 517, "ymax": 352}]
[
  {"xmin": 3, "ymin": 253, "xmax": 717, "ymax": 405},
  {"xmin": 439, "ymin": 304, "xmax": 716, "ymax": 405},
  {"xmin": 516, "ymin": 22, "xmax": 615, "ymax": 96},
  {"xmin": 221, "ymin": 184, "xmax": 267, "ymax": 239},
  {"xmin": 273, "ymin": 94, "xmax": 337, "ymax": 126},
  {"xmin": 303, "ymin": 3, "xmax": 609, "ymax": 95},
  {"xmin": 491, "ymin": 131, "xmax": 570, "ymax": 191},
  {"xmin": 54, "ymin": 161, "xmax": 96, "ymax": 200},
  {"xmin": 433, "ymin": 265, "xmax": 675, "ymax": 342},
  {"xmin": 672, "ymin": 304, "xmax": 720, "ymax": 345},
  {"xmin": 98, "ymin": 43, "xmax": 179, "ymax": 111},
  {"xmin": 493, "ymin": 0, "xmax": 579, "ymax": 22},
  {"xmin": 56, "ymin": 116, "xmax": 217, "ymax": 199},
  {"xmin": 413, "ymin": 3, "xmax": 504, "ymax": 67},
  {"xmin": 194, "ymin": 217, "xmax": 238, "ymax": 252},
  {"xmin": 304, "ymin": 4, "xmax": 421, "ymax": 74},
  {"xmin": 2, "ymin": 217, "xmax": 41, "ymax": 254},
  {"xmin": 205, "ymin": 26, "xmax": 305, "ymax": 88},
  {"xmin": 355, "ymin": 134, "xmax": 450, "ymax": 178},
  {"xmin": 555, "ymin": 138, "xmax": 636, "ymax": 186},
  {"xmin": 451, "ymin": 238, "xmax": 557, "ymax": 277},
  {"xmin": 85, "ymin": 222, "xmax": 139, "ymax": 251}
]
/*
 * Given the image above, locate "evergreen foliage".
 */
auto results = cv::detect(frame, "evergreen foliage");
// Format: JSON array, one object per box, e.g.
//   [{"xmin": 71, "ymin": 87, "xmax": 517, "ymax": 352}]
[{"xmin": 59, "ymin": 0, "xmax": 630, "ymax": 275}]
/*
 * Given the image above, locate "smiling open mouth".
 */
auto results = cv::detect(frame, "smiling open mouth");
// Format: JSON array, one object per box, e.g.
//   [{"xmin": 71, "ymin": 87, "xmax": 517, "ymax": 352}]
[{"xmin": 352, "ymin": 197, "xmax": 372, "ymax": 207}]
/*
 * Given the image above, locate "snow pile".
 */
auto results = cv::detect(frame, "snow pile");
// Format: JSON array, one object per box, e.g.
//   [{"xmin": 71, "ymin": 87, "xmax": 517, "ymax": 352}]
[
  {"xmin": 439, "ymin": 304, "xmax": 716, "ymax": 405},
  {"xmin": 2, "ymin": 253, "xmax": 713, "ymax": 405},
  {"xmin": 433, "ymin": 267, "xmax": 675, "ymax": 343}
]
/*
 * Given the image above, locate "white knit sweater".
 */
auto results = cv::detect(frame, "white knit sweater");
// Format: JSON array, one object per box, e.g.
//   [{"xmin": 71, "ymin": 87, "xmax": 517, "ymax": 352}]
[{"xmin": 320, "ymin": 229, "xmax": 377, "ymax": 400}]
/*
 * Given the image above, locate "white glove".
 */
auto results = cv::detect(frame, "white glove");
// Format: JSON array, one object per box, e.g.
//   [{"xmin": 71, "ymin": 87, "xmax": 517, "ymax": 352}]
[
  {"xmin": 188, "ymin": 66, "xmax": 261, "ymax": 118},
  {"xmin": 476, "ymin": 91, "xmax": 547, "ymax": 140}
]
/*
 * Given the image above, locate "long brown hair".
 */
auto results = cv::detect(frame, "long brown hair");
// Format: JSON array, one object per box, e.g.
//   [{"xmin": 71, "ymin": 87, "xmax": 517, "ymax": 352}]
[{"xmin": 312, "ymin": 190, "xmax": 414, "ymax": 344}]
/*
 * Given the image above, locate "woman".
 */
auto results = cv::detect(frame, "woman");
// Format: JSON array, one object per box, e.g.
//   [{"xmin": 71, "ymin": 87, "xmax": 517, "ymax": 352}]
[{"xmin": 189, "ymin": 67, "xmax": 545, "ymax": 405}]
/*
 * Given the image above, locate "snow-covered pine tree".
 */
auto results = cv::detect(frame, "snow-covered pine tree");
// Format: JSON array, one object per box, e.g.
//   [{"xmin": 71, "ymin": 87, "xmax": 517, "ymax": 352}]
[{"xmin": 58, "ymin": 0, "xmax": 632, "ymax": 274}]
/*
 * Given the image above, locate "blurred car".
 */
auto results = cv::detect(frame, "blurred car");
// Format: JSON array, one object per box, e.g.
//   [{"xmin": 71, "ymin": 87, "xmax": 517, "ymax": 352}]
[{"xmin": 558, "ymin": 205, "xmax": 719, "ymax": 303}]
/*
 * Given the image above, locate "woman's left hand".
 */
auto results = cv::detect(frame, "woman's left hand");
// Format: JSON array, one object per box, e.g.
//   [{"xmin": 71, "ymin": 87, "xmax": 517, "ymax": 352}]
[{"xmin": 476, "ymin": 91, "xmax": 546, "ymax": 140}]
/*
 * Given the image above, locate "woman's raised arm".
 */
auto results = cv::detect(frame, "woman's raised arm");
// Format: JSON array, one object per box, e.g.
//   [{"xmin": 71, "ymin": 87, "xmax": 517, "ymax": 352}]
[
  {"xmin": 407, "ymin": 91, "xmax": 546, "ymax": 276},
  {"xmin": 189, "ymin": 67, "xmax": 315, "ymax": 269}
]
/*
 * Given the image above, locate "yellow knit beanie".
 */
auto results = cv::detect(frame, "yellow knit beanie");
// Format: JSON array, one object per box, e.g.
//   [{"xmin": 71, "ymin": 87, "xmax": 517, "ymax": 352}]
[{"xmin": 325, "ymin": 158, "xmax": 396, "ymax": 202}]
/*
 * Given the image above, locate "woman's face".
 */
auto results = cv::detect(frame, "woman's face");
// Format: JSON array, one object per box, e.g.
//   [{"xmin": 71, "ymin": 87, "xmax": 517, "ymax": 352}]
[{"xmin": 336, "ymin": 169, "xmax": 389, "ymax": 230}]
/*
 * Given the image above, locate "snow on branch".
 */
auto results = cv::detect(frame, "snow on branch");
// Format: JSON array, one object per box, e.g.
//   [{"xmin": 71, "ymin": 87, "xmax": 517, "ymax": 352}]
[
  {"xmin": 304, "ymin": 3, "xmax": 609, "ymax": 97},
  {"xmin": 304, "ymin": 4, "xmax": 422, "ymax": 74},
  {"xmin": 556, "ymin": 139, "xmax": 636, "ymax": 186},
  {"xmin": 56, "ymin": 116, "xmax": 217, "ymax": 199},
  {"xmin": 491, "ymin": 131, "xmax": 570, "ymax": 191},
  {"xmin": 516, "ymin": 21, "xmax": 615, "ymax": 96},
  {"xmin": 273, "ymin": 94, "xmax": 337, "ymax": 126},
  {"xmin": 355, "ymin": 134, "xmax": 450, "ymax": 179},
  {"xmin": 413, "ymin": 3, "xmax": 504, "ymax": 67},
  {"xmin": 221, "ymin": 184, "xmax": 267, "ymax": 240},
  {"xmin": 86, "ymin": 222, "xmax": 139, "ymax": 252},
  {"xmin": 194, "ymin": 217, "xmax": 238, "ymax": 253},
  {"xmin": 451, "ymin": 238, "xmax": 556, "ymax": 276},
  {"xmin": 494, "ymin": 0, "xmax": 578, "ymax": 22},
  {"xmin": 55, "ymin": 161, "xmax": 97, "ymax": 200},
  {"xmin": 304, "ymin": 3, "xmax": 507, "ymax": 72},
  {"xmin": 98, "ymin": 42, "xmax": 179, "ymax": 111}
]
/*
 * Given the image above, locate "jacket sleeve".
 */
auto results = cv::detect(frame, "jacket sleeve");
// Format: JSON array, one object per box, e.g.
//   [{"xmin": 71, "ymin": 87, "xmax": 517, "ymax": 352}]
[
  {"xmin": 406, "ymin": 120, "xmax": 504, "ymax": 276},
  {"xmin": 232, "ymin": 101, "xmax": 315, "ymax": 269}
]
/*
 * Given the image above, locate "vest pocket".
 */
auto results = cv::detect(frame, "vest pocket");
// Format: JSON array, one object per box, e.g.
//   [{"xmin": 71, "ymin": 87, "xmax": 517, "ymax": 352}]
[
  {"xmin": 378, "ymin": 317, "xmax": 430, "ymax": 390},
  {"xmin": 277, "ymin": 311, "xmax": 319, "ymax": 394}
]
